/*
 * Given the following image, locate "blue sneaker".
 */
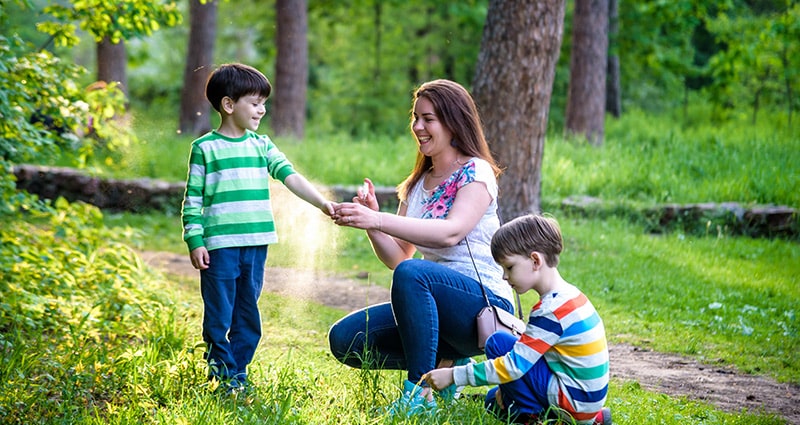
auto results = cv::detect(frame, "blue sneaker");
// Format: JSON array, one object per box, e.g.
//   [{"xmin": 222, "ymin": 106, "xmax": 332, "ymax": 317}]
[
  {"xmin": 437, "ymin": 357, "xmax": 475, "ymax": 402},
  {"xmin": 387, "ymin": 379, "xmax": 437, "ymax": 417}
]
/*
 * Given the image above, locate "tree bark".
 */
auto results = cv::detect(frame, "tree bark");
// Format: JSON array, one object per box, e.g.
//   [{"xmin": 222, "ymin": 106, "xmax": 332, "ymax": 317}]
[
  {"xmin": 473, "ymin": 0, "xmax": 565, "ymax": 221},
  {"xmin": 272, "ymin": 0, "xmax": 308, "ymax": 140},
  {"xmin": 606, "ymin": 0, "xmax": 621, "ymax": 118},
  {"xmin": 565, "ymin": 0, "xmax": 608, "ymax": 145},
  {"xmin": 97, "ymin": 37, "xmax": 128, "ymax": 98},
  {"xmin": 179, "ymin": 0, "xmax": 217, "ymax": 137}
]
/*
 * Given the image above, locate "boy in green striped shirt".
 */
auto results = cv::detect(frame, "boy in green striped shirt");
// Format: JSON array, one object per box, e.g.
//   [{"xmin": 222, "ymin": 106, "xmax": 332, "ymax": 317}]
[{"xmin": 181, "ymin": 63, "xmax": 334, "ymax": 393}]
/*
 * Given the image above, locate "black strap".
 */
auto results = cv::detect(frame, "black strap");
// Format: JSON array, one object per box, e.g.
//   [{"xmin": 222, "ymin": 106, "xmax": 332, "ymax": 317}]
[{"xmin": 465, "ymin": 237, "xmax": 523, "ymax": 319}]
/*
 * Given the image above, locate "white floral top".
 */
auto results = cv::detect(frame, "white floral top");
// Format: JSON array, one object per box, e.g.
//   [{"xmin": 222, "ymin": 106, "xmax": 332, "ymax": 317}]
[{"xmin": 405, "ymin": 157, "xmax": 513, "ymax": 305}]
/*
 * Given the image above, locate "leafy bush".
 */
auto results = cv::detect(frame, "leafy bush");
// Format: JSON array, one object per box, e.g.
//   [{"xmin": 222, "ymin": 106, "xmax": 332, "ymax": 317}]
[
  {"xmin": 0, "ymin": 198, "xmax": 197, "ymax": 423},
  {"xmin": 0, "ymin": 32, "xmax": 132, "ymax": 213}
]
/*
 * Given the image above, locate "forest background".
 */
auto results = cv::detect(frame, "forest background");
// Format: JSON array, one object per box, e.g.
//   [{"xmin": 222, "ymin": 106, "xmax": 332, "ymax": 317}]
[{"xmin": 0, "ymin": 0, "xmax": 799, "ymax": 424}]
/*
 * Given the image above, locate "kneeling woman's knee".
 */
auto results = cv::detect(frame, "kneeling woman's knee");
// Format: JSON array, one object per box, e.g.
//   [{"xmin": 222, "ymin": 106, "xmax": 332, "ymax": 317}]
[
  {"xmin": 328, "ymin": 322, "xmax": 350, "ymax": 361},
  {"xmin": 391, "ymin": 259, "xmax": 429, "ymax": 297},
  {"xmin": 393, "ymin": 258, "xmax": 425, "ymax": 282},
  {"xmin": 328, "ymin": 321, "xmax": 365, "ymax": 368}
]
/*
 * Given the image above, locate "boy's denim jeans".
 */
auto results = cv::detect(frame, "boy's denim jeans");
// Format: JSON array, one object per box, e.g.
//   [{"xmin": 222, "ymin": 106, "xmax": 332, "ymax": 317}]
[
  {"xmin": 328, "ymin": 258, "xmax": 513, "ymax": 383},
  {"xmin": 484, "ymin": 331, "xmax": 553, "ymax": 421},
  {"xmin": 200, "ymin": 245, "xmax": 268, "ymax": 384}
]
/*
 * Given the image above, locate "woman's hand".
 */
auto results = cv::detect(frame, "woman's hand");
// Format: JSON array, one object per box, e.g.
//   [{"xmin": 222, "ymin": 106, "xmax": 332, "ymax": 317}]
[
  {"xmin": 354, "ymin": 178, "xmax": 379, "ymax": 211},
  {"xmin": 333, "ymin": 201, "xmax": 381, "ymax": 231}
]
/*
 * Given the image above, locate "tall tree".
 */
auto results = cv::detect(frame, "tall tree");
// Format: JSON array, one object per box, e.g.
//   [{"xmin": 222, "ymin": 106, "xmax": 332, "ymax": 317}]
[
  {"xmin": 97, "ymin": 38, "xmax": 128, "ymax": 96},
  {"xmin": 472, "ymin": 0, "xmax": 566, "ymax": 220},
  {"xmin": 39, "ymin": 0, "xmax": 181, "ymax": 107},
  {"xmin": 565, "ymin": 0, "xmax": 608, "ymax": 145},
  {"xmin": 606, "ymin": 0, "xmax": 621, "ymax": 117},
  {"xmin": 179, "ymin": 0, "xmax": 217, "ymax": 136},
  {"xmin": 272, "ymin": 0, "xmax": 308, "ymax": 139}
]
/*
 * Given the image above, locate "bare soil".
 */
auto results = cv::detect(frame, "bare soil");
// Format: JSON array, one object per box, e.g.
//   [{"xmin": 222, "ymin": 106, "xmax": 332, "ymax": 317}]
[{"xmin": 140, "ymin": 251, "xmax": 800, "ymax": 424}]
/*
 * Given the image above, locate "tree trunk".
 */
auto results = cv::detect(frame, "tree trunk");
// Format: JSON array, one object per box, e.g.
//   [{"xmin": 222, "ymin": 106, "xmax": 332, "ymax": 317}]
[
  {"xmin": 565, "ymin": 0, "xmax": 608, "ymax": 145},
  {"xmin": 605, "ymin": 0, "xmax": 621, "ymax": 118},
  {"xmin": 272, "ymin": 0, "xmax": 308, "ymax": 140},
  {"xmin": 97, "ymin": 37, "xmax": 128, "ymax": 98},
  {"xmin": 472, "ymin": 0, "xmax": 565, "ymax": 221},
  {"xmin": 179, "ymin": 0, "xmax": 217, "ymax": 137}
]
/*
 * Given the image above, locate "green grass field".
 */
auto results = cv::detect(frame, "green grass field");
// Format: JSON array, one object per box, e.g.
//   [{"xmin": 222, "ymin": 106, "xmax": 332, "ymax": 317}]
[{"xmin": 3, "ymin": 103, "xmax": 798, "ymax": 424}]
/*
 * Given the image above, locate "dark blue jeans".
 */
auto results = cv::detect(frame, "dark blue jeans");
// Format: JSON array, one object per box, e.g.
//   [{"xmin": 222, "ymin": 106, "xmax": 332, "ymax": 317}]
[
  {"xmin": 200, "ymin": 245, "xmax": 267, "ymax": 384},
  {"xmin": 484, "ymin": 331, "xmax": 553, "ymax": 422},
  {"xmin": 328, "ymin": 258, "xmax": 513, "ymax": 383}
]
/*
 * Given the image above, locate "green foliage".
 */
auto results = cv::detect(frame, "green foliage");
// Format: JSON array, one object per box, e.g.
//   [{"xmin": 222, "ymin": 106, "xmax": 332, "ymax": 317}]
[
  {"xmin": 0, "ymin": 198, "xmax": 147, "ymax": 335},
  {"xmin": 705, "ymin": 1, "xmax": 800, "ymax": 124},
  {"xmin": 0, "ymin": 32, "xmax": 129, "ymax": 211},
  {"xmin": 0, "ymin": 0, "xmax": 152, "ymax": 212},
  {"xmin": 39, "ymin": 0, "xmax": 182, "ymax": 47},
  {"xmin": 0, "ymin": 34, "xmax": 86, "ymax": 164},
  {"xmin": 0, "ymin": 199, "xmax": 196, "ymax": 423},
  {"xmin": 610, "ymin": 0, "xmax": 728, "ymax": 112},
  {"xmin": 306, "ymin": 0, "xmax": 486, "ymax": 137}
]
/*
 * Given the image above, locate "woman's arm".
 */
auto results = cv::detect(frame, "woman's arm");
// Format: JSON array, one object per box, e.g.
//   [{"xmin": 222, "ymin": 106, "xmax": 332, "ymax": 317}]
[
  {"xmin": 363, "ymin": 202, "xmax": 417, "ymax": 269},
  {"xmin": 335, "ymin": 181, "xmax": 492, "ymax": 267},
  {"xmin": 378, "ymin": 182, "xmax": 490, "ymax": 247}
]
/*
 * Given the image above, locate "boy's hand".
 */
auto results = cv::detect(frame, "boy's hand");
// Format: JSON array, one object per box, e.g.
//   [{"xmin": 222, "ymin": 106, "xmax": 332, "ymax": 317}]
[
  {"xmin": 495, "ymin": 387, "xmax": 505, "ymax": 409},
  {"xmin": 190, "ymin": 247, "xmax": 210, "ymax": 270},
  {"xmin": 321, "ymin": 201, "xmax": 337, "ymax": 217},
  {"xmin": 423, "ymin": 368, "xmax": 454, "ymax": 391}
]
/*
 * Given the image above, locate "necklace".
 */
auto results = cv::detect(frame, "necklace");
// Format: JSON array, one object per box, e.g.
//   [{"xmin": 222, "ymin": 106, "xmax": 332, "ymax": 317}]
[
  {"xmin": 429, "ymin": 157, "xmax": 466, "ymax": 178},
  {"xmin": 424, "ymin": 157, "xmax": 467, "ymax": 192}
]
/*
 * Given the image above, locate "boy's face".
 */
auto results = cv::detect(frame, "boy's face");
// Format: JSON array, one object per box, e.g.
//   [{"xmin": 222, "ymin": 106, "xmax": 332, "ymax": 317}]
[
  {"xmin": 227, "ymin": 94, "xmax": 267, "ymax": 132},
  {"xmin": 497, "ymin": 253, "xmax": 538, "ymax": 295}
]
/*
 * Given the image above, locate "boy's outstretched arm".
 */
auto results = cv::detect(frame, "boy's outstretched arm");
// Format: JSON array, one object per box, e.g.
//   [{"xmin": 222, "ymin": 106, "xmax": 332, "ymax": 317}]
[{"xmin": 283, "ymin": 173, "xmax": 336, "ymax": 216}]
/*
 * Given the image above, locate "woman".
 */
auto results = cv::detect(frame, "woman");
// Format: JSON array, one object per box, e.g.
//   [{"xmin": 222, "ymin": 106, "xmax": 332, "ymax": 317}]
[{"xmin": 329, "ymin": 79, "xmax": 515, "ymax": 416}]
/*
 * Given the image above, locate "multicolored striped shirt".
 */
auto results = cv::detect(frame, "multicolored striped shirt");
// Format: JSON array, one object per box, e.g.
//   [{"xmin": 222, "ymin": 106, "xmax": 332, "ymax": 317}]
[
  {"xmin": 181, "ymin": 130, "xmax": 296, "ymax": 252},
  {"xmin": 453, "ymin": 282, "xmax": 609, "ymax": 423}
]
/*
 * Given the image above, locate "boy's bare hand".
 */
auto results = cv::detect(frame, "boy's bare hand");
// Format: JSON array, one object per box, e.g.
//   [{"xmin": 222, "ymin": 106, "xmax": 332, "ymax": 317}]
[
  {"xmin": 190, "ymin": 247, "xmax": 210, "ymax": 270},
  {"xmin": 495, "ymin": 387, "xmax": 505, "ymax": 409},
  {"xmin": 321, "ymin": 201, "xmax": 337, "ymax": 217},
  {"xmin": 423, "ymin": 368, "xmax": 454, "ymax": 391}
]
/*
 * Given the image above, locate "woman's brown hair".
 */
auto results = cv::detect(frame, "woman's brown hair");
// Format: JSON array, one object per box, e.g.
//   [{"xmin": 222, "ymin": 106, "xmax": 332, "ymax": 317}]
[{"xmin": 396, "ymin": 79, "xmax": 501, "ymax": 202}]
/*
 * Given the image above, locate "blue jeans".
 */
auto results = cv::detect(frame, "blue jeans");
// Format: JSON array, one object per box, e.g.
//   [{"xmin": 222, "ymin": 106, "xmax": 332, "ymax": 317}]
[
  {"xmin": 484, "ymin": 331, "xmax": 554, "ymax": 422},
  {"xmin": 328, "ymin": 258, "xmax": 513, "ymax": 383},
  {"xmin": 200, "ymin": 245, "xmax": 267, "ymax": 384}
]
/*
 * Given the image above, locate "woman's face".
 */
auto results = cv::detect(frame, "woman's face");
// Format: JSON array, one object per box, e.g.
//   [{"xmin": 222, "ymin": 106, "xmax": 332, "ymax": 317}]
[{"xmin": 411, "ymin": 96, "xmax": 453, "ymax": 157}]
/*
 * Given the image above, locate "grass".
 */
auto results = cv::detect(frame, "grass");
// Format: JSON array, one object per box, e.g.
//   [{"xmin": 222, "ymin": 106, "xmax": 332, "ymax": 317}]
[
  {"xmin": 6, "ymin": 102, "xmax": 799, "ymax": 424},
  {"xmin": 545, "ymin": 108, "xmax": 799, "ymax": 208}
]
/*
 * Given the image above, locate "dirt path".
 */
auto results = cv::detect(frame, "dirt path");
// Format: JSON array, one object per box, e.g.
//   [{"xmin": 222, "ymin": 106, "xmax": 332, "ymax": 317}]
[{"xmin": 139, "ymin": 251, "xmax": 800, "ymax": 424}]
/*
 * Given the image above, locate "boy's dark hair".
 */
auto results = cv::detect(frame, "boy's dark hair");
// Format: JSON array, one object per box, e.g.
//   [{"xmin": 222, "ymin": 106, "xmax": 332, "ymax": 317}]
[
  {"xmin": 205, "ymin": 63, "xmax": 272, "ymax": 112},
  {"xmin": 491, "ymin": 214, "xmax": 563, "ymax": 267}
]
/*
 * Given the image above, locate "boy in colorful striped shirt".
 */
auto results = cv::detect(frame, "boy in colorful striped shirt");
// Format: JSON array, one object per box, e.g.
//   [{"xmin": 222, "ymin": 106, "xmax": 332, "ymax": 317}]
[
  {"xmin": 181, "ymin": 63, "xmax": 335, "ymax": 393},
  {"xmin": 425, "ymin": 214, "xmax": 611, "ymax": 424}
]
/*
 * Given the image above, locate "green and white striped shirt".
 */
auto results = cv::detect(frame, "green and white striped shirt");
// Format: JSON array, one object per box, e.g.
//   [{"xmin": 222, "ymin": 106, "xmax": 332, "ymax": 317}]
[{"xmin": 181, "ymin": 130, "xmax": 296, "ymax": 252}]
